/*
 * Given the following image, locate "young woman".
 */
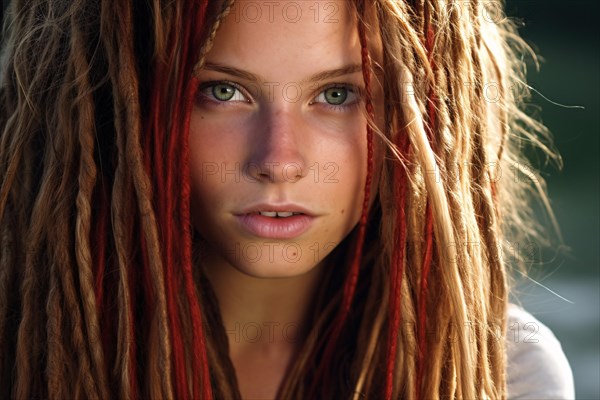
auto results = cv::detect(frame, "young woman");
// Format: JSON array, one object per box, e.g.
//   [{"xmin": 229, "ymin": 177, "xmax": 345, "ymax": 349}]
[{"xmin": 0, "ymin": 0, "xmax": 574, "ymax": 399}]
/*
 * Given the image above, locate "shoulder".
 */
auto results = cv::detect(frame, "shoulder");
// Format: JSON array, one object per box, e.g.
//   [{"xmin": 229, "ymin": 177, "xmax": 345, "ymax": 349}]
[{"xmin": 505, "ymin": 303, "xmax": 575, "ymax": 399}]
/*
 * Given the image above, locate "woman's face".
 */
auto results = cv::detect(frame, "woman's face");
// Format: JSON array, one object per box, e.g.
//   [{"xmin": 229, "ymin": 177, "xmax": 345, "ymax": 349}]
[{"xmin": 189, "ymin": 1, "xmax": 383, "ymax": 278}]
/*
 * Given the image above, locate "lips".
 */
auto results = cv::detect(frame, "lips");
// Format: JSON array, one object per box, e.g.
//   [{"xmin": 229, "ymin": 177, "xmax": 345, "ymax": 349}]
[
  {"xmin": 236, "ymin": 203, "xmax": 316, "ymax": 217},
  {"xmin": 234, "ymin": 203, "xmax": 316, "ymax": 239}
]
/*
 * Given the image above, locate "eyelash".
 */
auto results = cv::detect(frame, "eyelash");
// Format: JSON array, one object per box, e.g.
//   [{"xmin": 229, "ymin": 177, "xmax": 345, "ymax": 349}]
[
  {"xmin": 196, "ymin": 80, "xmax": 362, "ymax": 112},
  {"xmin": 196, "ymin": 81, "xmax": 251, "ymax": 108},
  {"xmin": 312, "ymin": 84, "xmax": 361, "ymax": 112}
]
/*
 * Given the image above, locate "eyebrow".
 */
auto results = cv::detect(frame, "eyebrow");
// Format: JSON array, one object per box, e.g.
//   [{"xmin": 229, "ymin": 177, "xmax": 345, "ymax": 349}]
[{"xmin": 201, "ymin": 62, "xmax": 363, "ymax": 84}]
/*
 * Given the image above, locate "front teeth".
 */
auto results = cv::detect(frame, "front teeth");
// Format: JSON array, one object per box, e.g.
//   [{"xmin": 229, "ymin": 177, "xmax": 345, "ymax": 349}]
[{"xmin": 258, "ymin": 211, "xmax": 300, "ymax": 217}]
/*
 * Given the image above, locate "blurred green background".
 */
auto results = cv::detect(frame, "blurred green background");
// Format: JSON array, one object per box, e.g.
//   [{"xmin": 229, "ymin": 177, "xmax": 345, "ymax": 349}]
[{"xmin": 505, "ymin": 1, "xmax": 599, "ymax": 398}]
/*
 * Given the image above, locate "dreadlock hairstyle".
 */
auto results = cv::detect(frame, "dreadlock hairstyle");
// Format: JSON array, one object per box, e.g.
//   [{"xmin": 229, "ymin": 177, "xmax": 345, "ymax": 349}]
[{"xmin": 0, "ymin": 0, "xmax": 560, "ymax": 398}]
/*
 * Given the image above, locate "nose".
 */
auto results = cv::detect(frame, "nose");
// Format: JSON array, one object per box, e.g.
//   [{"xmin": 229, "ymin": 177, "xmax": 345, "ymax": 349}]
[{"xmin": 245, "ymin": 108, "xmax": 308, "ymax": 184}]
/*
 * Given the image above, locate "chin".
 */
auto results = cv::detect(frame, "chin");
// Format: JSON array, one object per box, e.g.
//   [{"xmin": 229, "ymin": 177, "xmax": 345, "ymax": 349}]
[
  {"xmin": 193, "ymin": 228, "xmax": 344, "ymax": 280},
  {"xmin": 227, "ymin": 255, "xmax": 321, "ymax": 280}
]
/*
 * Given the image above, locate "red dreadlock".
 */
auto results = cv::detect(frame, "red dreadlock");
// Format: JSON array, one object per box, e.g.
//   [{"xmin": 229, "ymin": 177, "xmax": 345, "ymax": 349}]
[
  {"xmin": 308, "ymin": 0, "xmax": 376, "ymax": 396},
  {"xmin": 385, "ymin": 8, "xmax": 438, "ymax": 400},
  {"xmin": 385, "ymin": 120, "xmax": 411, "ymax": 399},
  {"xmin": 144, "ymin": 1, "xmax": 212, "ymax": 398},
  {"xmin": 415, "ymin": 9, "xmax": 438, "ymax": 398}
]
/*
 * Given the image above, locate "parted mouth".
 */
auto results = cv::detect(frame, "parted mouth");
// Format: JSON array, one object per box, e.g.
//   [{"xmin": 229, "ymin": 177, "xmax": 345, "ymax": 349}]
[
  {"xmin": 235, "ymin": 203, "xmax": 315, "ymax": 217},
  {"xmin": 250, "ymin": 211, "xmax": 304, "ymax": 217},
  {"xmin": 233, "ymin": 205, "xmax": 315, "ymax": 239}
]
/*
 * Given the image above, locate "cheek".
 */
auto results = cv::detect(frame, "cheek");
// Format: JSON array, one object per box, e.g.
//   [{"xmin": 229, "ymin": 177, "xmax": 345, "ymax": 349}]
[
  {"xmin": 188, "ymin": 112, "xmax": 243, "ymax": 185},
  {"xmin": 188, "ymin": 117, "xmax": 231, "ymax": 225},
  {"xmin": 188, "ymin": 104, "xmax": 372, "ymax": 226},
  {"xmin": 331, "ymin": 137, "xmax": 371, "ymax": 223},
  {"xmin": 189, "ymin": 128, "xmax": 211, "ymax": 201}
]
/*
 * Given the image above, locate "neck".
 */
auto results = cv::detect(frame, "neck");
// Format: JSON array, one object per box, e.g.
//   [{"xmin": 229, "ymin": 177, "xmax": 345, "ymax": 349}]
[
  {"xmin": 198, "ymin": 241, "xmax": 327, "ymax": 399},
  {"xmin": 200, "ymin": 246, "xmax": 325, "ymax": 353}
]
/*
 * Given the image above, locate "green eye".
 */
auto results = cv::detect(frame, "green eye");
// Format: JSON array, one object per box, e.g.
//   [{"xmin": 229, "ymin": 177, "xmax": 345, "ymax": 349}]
[
  {"xmin": 212, "ymin": 83, "xmax": 236, "ymax": 101},
  {"xmin": 323, "ymin": 87, "xmax": 348, "ymax": 105}
]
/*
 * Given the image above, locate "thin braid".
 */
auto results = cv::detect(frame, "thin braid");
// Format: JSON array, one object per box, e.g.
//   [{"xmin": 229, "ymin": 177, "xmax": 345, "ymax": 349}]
[
  {"xmin": 120, "ymin": 36, "xmax": 174, "ymax": 400},
  {"xmin": 340, "ymin": 0, "xmax": 376, "ymax": 334},
  {"xmin": 469, "ymin": 14, "xmax": 507, "ymax": 394},
  {"xmin": 46, "ymin": 269, "xmax": 67, "ymax": 399},
  {"xmin": 54, "ymin": 209, "xmax": 99, "ymax": 400},
  {"xmin": 101, "ymin": 1, "xmax": 174, "ymax": 397},
  {"xmin": 398, "ymin": 261, "xmax": 418, "ymax": 399},
  {"xmin": 467, "ymin": 4, "xmax": 505, "ymax": 396},
  {"xmin": 468, "ymin": 16, "xmax": 494, "ymax": 397},
  {"xmin": 416, "ymin": 202, "xmax": 433, "ymax": 397},
  {"xmin": 104, "ymin": 3, "xmax": 147, "ymax": 397},
  {"xmin": 404, "ymin": 63, "xmax": 476, "ymax": 398},
  {"xmin": 147, "ymin": 4, "xmax": 191, "ymax": 398},
  {"xmin": 188, "ymin": 2, "xmax": 238, "ymax": 399},
  {"xmin": 193, "ymin": 0, "xmax": 236, "ymax": 76},
  {"xmin": 344, "ymin": 4, "xmax": 377, "ymax": 396},
  {"xmin": 148, "ymin": 1, "xmax": 221, "ymax": 397},
  {"xmin": 53, "ymin": 44, "xmax": 101, "ymax": 398},
  {"xmin": 385, "ymin": 124, "xmax": 410, "ymax": 399},
  {"xmin": 16, "ymin": 43, "xmax": 100, "ymax": 397},
  {"xmin": 93, "ymin": 182, "xmax": 108, "ymax": 315},
  {"xmin": 71, "ymin": 12, "xmax": 110, "ymax": 398},
  {"xmin": 172, "ymin": 1, "xmax": 213, "ymax": 398},
  {"xmin": 159, "ymin": 6, "xmax": 190, "ymax": 397},
  {"xmin": 110, "ymin": 44, "xmax": 136, "ymax": 400},
  {"xmin": 478, "ymin": 23, "xmax": 512, "ymax": 395},
  {"xmin": 15, "ymin": 235, "xmax": 41, "ymax": 400},
  {"xmin": 17, "ymin": 114, "xmax": 83, "ymax": 399},
  {"xmin": 424, "ymin": 3, "xmax": 462, "ymax": 397},
  {"xmin": 420, "ymin": 2, "xmax": 464, "ymax": 398},
  {"xmin": 355, "ymin": 0, "xmax": 377, "ymax": 317},
  {"xmin": 308, "ymin": 3, "xmax": 375, "ymax": 395},
  {"xmin": 370, "ymin": 2, "xmax": 433, "ymax": 397},
  {"xmin": 416, "ymin": 7, "xmax": 438, "ymax": 397},
  {"xmin": 4, "ymin": 3, "xmax": 49, "ymax": 397}
]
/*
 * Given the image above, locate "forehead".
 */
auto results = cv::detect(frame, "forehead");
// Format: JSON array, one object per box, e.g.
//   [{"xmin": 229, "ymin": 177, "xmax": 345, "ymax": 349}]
[{"xmin": 205, "ymin": 1, "xmax": 378, "ymax": 80}]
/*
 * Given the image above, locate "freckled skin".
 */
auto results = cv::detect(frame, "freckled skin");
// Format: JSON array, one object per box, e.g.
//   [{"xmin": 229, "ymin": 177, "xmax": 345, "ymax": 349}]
[
  {"xmin": 189, "ymin": 1, "xmax": 384, "ymax": 280},
  {"xmin": 188, "ymin": 3, "xmax": 385, "ymax": 398}
]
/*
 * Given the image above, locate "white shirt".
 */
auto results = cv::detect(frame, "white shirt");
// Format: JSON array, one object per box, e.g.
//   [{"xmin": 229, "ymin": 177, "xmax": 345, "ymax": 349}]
[{"xmin": 506, "ymin": 303, "xmax": 576, "ymax": 399}]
